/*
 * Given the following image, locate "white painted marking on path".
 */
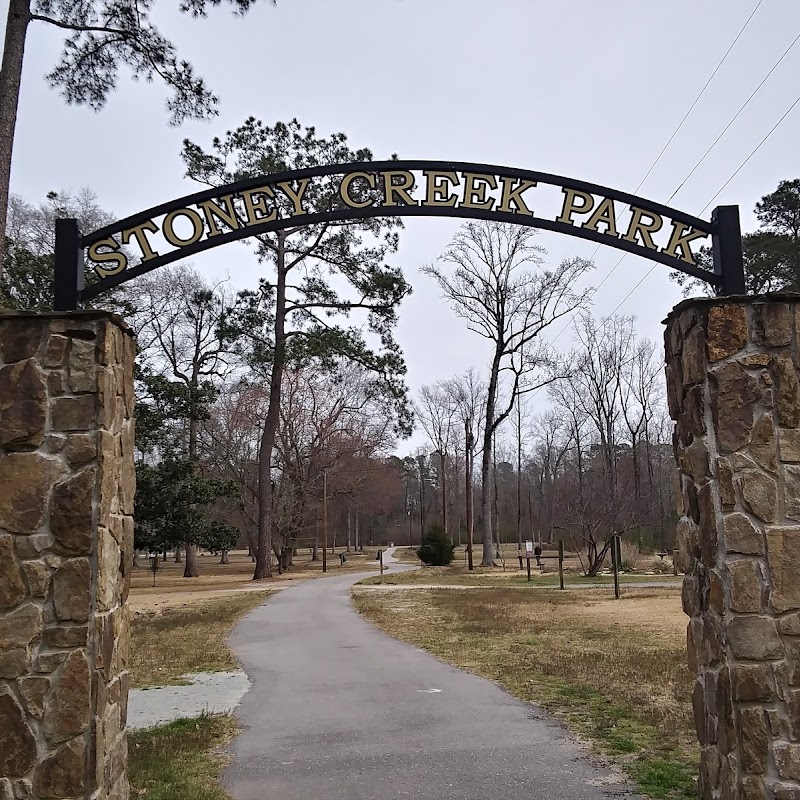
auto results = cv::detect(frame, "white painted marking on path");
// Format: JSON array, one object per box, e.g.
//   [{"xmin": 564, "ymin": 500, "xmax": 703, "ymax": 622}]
[{"xmin": 417, "ymin": 688, "xmax": 442, "ymax": 693}]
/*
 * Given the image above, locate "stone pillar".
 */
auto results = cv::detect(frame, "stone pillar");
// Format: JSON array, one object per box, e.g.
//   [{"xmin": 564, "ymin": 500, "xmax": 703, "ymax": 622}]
[
  {"xmin": 667, "ymin": 295, "xmax": 800, "ymax": 800},
  {"xmin": 0, "ymin": 312, "xmax": 135, "ymax": 800}
]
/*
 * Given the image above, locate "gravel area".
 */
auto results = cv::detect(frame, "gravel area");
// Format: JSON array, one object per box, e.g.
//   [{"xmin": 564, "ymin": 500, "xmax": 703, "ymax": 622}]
[{"xmin": 128, "ymin": 670, "xmax": 251, "ymax": 730}]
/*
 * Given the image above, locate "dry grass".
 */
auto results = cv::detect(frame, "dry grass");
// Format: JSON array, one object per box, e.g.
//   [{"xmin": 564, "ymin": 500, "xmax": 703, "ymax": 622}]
[
  {"xmin": 353, "ymin": 585, "xmax": 695, "ymax": 800},
  {"xmin": 130, "ymin": 591, "xmax": 273, "ymax": 688},
  {"xmin": 390, "ymin": 547, "xmax": 423, "ymax": 564},
  {"xmin": 130, "ymin": 548, "xmax": 381, "ymax": 613},
  {"xmin": 358, "ymin": 563, "xmax": 681, "ymax": 588}
]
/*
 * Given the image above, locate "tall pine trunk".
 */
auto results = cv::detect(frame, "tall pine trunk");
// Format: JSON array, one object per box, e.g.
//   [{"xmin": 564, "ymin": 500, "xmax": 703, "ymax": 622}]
[
  {"xmin": 0, "ymin": 0, "xmax": 30, "ymax": 275},
  {"xmin": 254, "ymin": 234, "xmax": 287, "ymax": 580}
]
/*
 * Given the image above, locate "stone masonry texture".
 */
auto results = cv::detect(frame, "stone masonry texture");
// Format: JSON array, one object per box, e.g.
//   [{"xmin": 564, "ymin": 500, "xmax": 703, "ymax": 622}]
[
  {"xmin": 667, "ymin": 295, "xmax": 800, "ymax": 800},
  {"xmin": 0, "ymin": 312, "xmax": 135, "ymax": 800}
]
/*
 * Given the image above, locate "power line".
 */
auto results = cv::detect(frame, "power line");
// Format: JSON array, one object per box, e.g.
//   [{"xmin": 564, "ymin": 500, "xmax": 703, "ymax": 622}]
[
  {"xmin": 603, "ymin": 26, "xmax": 800, "ymax": 313},
  {"xmin": 537, "ymin": 0, "xmax": 765, "ymax": 352},
  {"xmin": 668, "ymin": 30, "xmax": 800, "ymax": 203},
  {"xmin": 607, "ymin": 87, "xmax": 800, "ymax": 318},
  {"xmin": 632, "ymin": 0, "xmax": 764, "ymax": 195},
  {"xmin": 700, "ymin": 91, "xmax": 800, "ymax": 215},
  {"xmin": 608, "ymin": 264, "xmax": 658, "ymax": 318}
]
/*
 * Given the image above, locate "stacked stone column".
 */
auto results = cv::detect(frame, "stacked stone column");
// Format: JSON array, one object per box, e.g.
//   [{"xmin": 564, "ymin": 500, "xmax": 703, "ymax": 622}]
[
  {"xmin": 667, "ymin": 295, "xmax": 800, "ymax": 800},
  {"xmin": 0, "ymin": 312, "xmax": 135, "ymax": 800}
]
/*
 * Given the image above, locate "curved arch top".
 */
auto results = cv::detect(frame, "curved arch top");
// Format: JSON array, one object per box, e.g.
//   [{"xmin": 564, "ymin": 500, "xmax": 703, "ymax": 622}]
[{"xmin": 52, "ymin": 160, "xmax": 745, "ymax": 309}]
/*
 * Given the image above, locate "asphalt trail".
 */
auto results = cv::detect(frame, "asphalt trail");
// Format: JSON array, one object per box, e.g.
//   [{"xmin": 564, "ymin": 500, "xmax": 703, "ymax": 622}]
[{"xmin": 224, "ymin": 548, "xmax": 641, "ymax": 800}]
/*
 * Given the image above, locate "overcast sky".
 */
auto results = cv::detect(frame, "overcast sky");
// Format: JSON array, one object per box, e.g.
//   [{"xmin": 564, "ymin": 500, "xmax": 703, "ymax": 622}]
[{"xmin": 5, "ymin": 0, "xmax": 800, "ymax": 452}]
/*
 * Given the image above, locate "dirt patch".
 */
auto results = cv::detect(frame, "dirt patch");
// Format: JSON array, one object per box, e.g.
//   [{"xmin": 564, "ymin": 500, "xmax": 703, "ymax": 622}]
[{"xmin": 131, "ymin": 591, "xmax": 275, "ymax": 687}]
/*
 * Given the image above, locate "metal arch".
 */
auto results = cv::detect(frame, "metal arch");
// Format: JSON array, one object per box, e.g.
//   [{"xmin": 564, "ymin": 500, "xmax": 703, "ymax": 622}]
[{"xmin": 53, "ymin": 160, "xmax": 742, "ymax": 309}]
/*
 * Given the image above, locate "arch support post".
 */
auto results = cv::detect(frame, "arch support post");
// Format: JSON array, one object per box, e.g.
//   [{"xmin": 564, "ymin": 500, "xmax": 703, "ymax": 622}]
[
  {"xmin": 712, "ymin": 206, "xmax": 746, "ymax": 296},
  {"xmin": 53, "ymin": 219, "xmax": 82, "ymax": 312},
  {"xmin": 666, "ymin": 295, "xmax": 800, "ymax": 800}
]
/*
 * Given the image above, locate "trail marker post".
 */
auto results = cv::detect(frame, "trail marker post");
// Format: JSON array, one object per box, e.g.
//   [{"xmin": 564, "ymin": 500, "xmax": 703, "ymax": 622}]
[
  {"xmin": 322, "ymin": 469, "xmax": 328, "ymax": 574},
  {"xmin": 611, "ymin": 536, "xmax": 621, "ymax": 599}
]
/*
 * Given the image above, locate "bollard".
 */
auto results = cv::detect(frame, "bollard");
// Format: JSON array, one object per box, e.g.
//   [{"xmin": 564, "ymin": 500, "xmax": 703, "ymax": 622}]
[{"xmin": 558, "ymin": 540, "xmax": 565, "ymax": 590}]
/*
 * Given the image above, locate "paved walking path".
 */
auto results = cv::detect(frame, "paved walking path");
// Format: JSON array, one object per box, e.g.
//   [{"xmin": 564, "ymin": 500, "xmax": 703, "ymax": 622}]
[{"xmin": 223, "ymin": 547, "xmax": 640, "ymax": 800}]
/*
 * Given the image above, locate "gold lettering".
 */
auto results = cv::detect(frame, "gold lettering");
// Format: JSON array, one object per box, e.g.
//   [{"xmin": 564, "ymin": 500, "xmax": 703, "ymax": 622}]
[
  {"xmin": 121, "ymin": 220, "xmax": 159, "ymax": 261},
  {"xmin": 622, "ymin": 207, "xmax": 663, "ymax": 250},
  {"xmin": 277, "ymin": 179, "xmax": 312, "ymax": 216},
  {"xmin": 340, "ymin": 172, "xmax": 377, "ymax": 209},
  {"xmin": 461, "ymin": 173, "xmax": 497, "ymax": 211},
  {"xmin": 198, "ymin": 194, "xmax": 240, "ymax": 237},
  {"xmin": 240, "ymin": 186, "xmax": 278, "ymax": 225},
  {"xmin": 661, "ymin": 221, "xmax": 707, "ymax": 265},
  {"xmin": 498, "ymin": 177, "xmax": 536, "ymax": 215},
  {"xmin": 163, "ymin": 208, "xmax": 205, "ymax": 248},
  {"xmin": 422, "ymin": 171, "xmax": 459, "ymax": 207},
  {"xmin": 556, "ymin": 189, "xmax": 595, "ymax": 225},
  {"xmin": 382, "ymin": 171, "xmax": 417, "ymax": 207},
  {"xmin": 88, "ymin": 238, "xmax": 128, "ymax": 277},
  {"xmin": 582, "ymin": 197, "xmax": 619, "ymax": 237}
]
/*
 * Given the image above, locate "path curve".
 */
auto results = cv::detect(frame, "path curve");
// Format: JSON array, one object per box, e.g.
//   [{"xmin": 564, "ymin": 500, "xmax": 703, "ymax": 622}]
[{"xmin": 224, "ymin": 547, "xmax": 640, "ymax": 800}]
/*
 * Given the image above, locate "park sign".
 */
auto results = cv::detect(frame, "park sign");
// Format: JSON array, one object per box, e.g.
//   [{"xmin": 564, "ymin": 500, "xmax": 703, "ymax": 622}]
[{"xmin": 53, "ymin": 160, "xmax": 746, "ymax": 310}]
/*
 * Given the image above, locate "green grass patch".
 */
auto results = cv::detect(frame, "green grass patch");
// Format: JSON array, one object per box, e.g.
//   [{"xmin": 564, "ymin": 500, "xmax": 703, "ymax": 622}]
[
  {"xmin": 128, "ymin": 715, "xmax": 235, "ymax": 800},
  {"xmin": 532, "ymin": 678, "xmax": 694, "ymax": 798}
]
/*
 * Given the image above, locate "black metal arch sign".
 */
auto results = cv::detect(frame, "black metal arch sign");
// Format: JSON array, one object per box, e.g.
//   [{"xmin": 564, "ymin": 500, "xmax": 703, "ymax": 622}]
[{"xmin": 53, "ymin": 160, "xmax": 745, "ymax": 310}]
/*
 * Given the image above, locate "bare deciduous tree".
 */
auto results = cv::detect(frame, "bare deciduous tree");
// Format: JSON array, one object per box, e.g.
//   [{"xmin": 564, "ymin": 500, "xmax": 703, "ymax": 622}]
[
  {"xmin": 414, "ymin": 383, "xmax": 456, "ymax": 540},
  {"xmin": 423, "ymin": 220, "xmax": 592, "ymax": 565}
]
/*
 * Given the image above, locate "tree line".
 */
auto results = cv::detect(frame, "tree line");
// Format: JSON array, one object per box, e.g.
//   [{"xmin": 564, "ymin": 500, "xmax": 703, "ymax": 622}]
[{"xmin": 3, "ymin": 119, "xmax": 799, "ymax": 578}]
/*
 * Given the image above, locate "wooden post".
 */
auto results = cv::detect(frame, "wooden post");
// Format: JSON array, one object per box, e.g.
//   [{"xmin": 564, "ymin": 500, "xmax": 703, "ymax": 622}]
[
  {"xmin": 558, "ymin": 540, "xmax": 565, "ymax": 590},
  {"xmin": 611, "ymin": 535, "xmax": 620, "ymax": 599},
  {"xmin": 379, "ymin": 549, "xmax": 384, "ymax": 584},
  {"xmin": 465, "ymin": 417, "xmax": 474, "ymax": 571},
  {"xmin": 322, "ymin": 469, "xmax": 328, "ymax": 574},
  {"xmin": 526, "ymin": 555, "xmax": 531, "ymax": 582}
]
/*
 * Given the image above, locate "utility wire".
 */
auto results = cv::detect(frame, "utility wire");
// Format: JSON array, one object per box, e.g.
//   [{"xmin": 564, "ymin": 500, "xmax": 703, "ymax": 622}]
[
  {"xmin": 606, "ymin": 89, "xmax": 800, "ymax": 318},
  {"xmin": 700, "ymin": 92, "xmax": 800, "ymax": 215},
  {"xmin": 668, "ymin": 30, "xmax": 800, "ymax": 203},
  {"xmin": 632, "ymin": 0, "xmax": 764, "ymax": 195},
  {"xmin": 604, "ymin": 29, "xmax": 800, "ymax": 317},
  {"xmin": 608, "ymin": 264, "xmax": 659, "ymax": 318},
  {"xmin": 536, "ymin": 0, "xmax": 765, "ymax": 353}
]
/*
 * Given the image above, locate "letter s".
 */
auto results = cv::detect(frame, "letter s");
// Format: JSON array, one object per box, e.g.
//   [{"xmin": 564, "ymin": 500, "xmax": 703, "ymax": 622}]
[{"xmin": 88, "ymin": 237, "xmax": 128, "ymax": 278}]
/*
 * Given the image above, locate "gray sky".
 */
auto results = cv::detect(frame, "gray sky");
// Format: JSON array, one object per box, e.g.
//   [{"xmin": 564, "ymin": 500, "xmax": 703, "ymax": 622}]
[{"xmin": 6, "ymin": 0, "xmax": 800, "ymax": 451}]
